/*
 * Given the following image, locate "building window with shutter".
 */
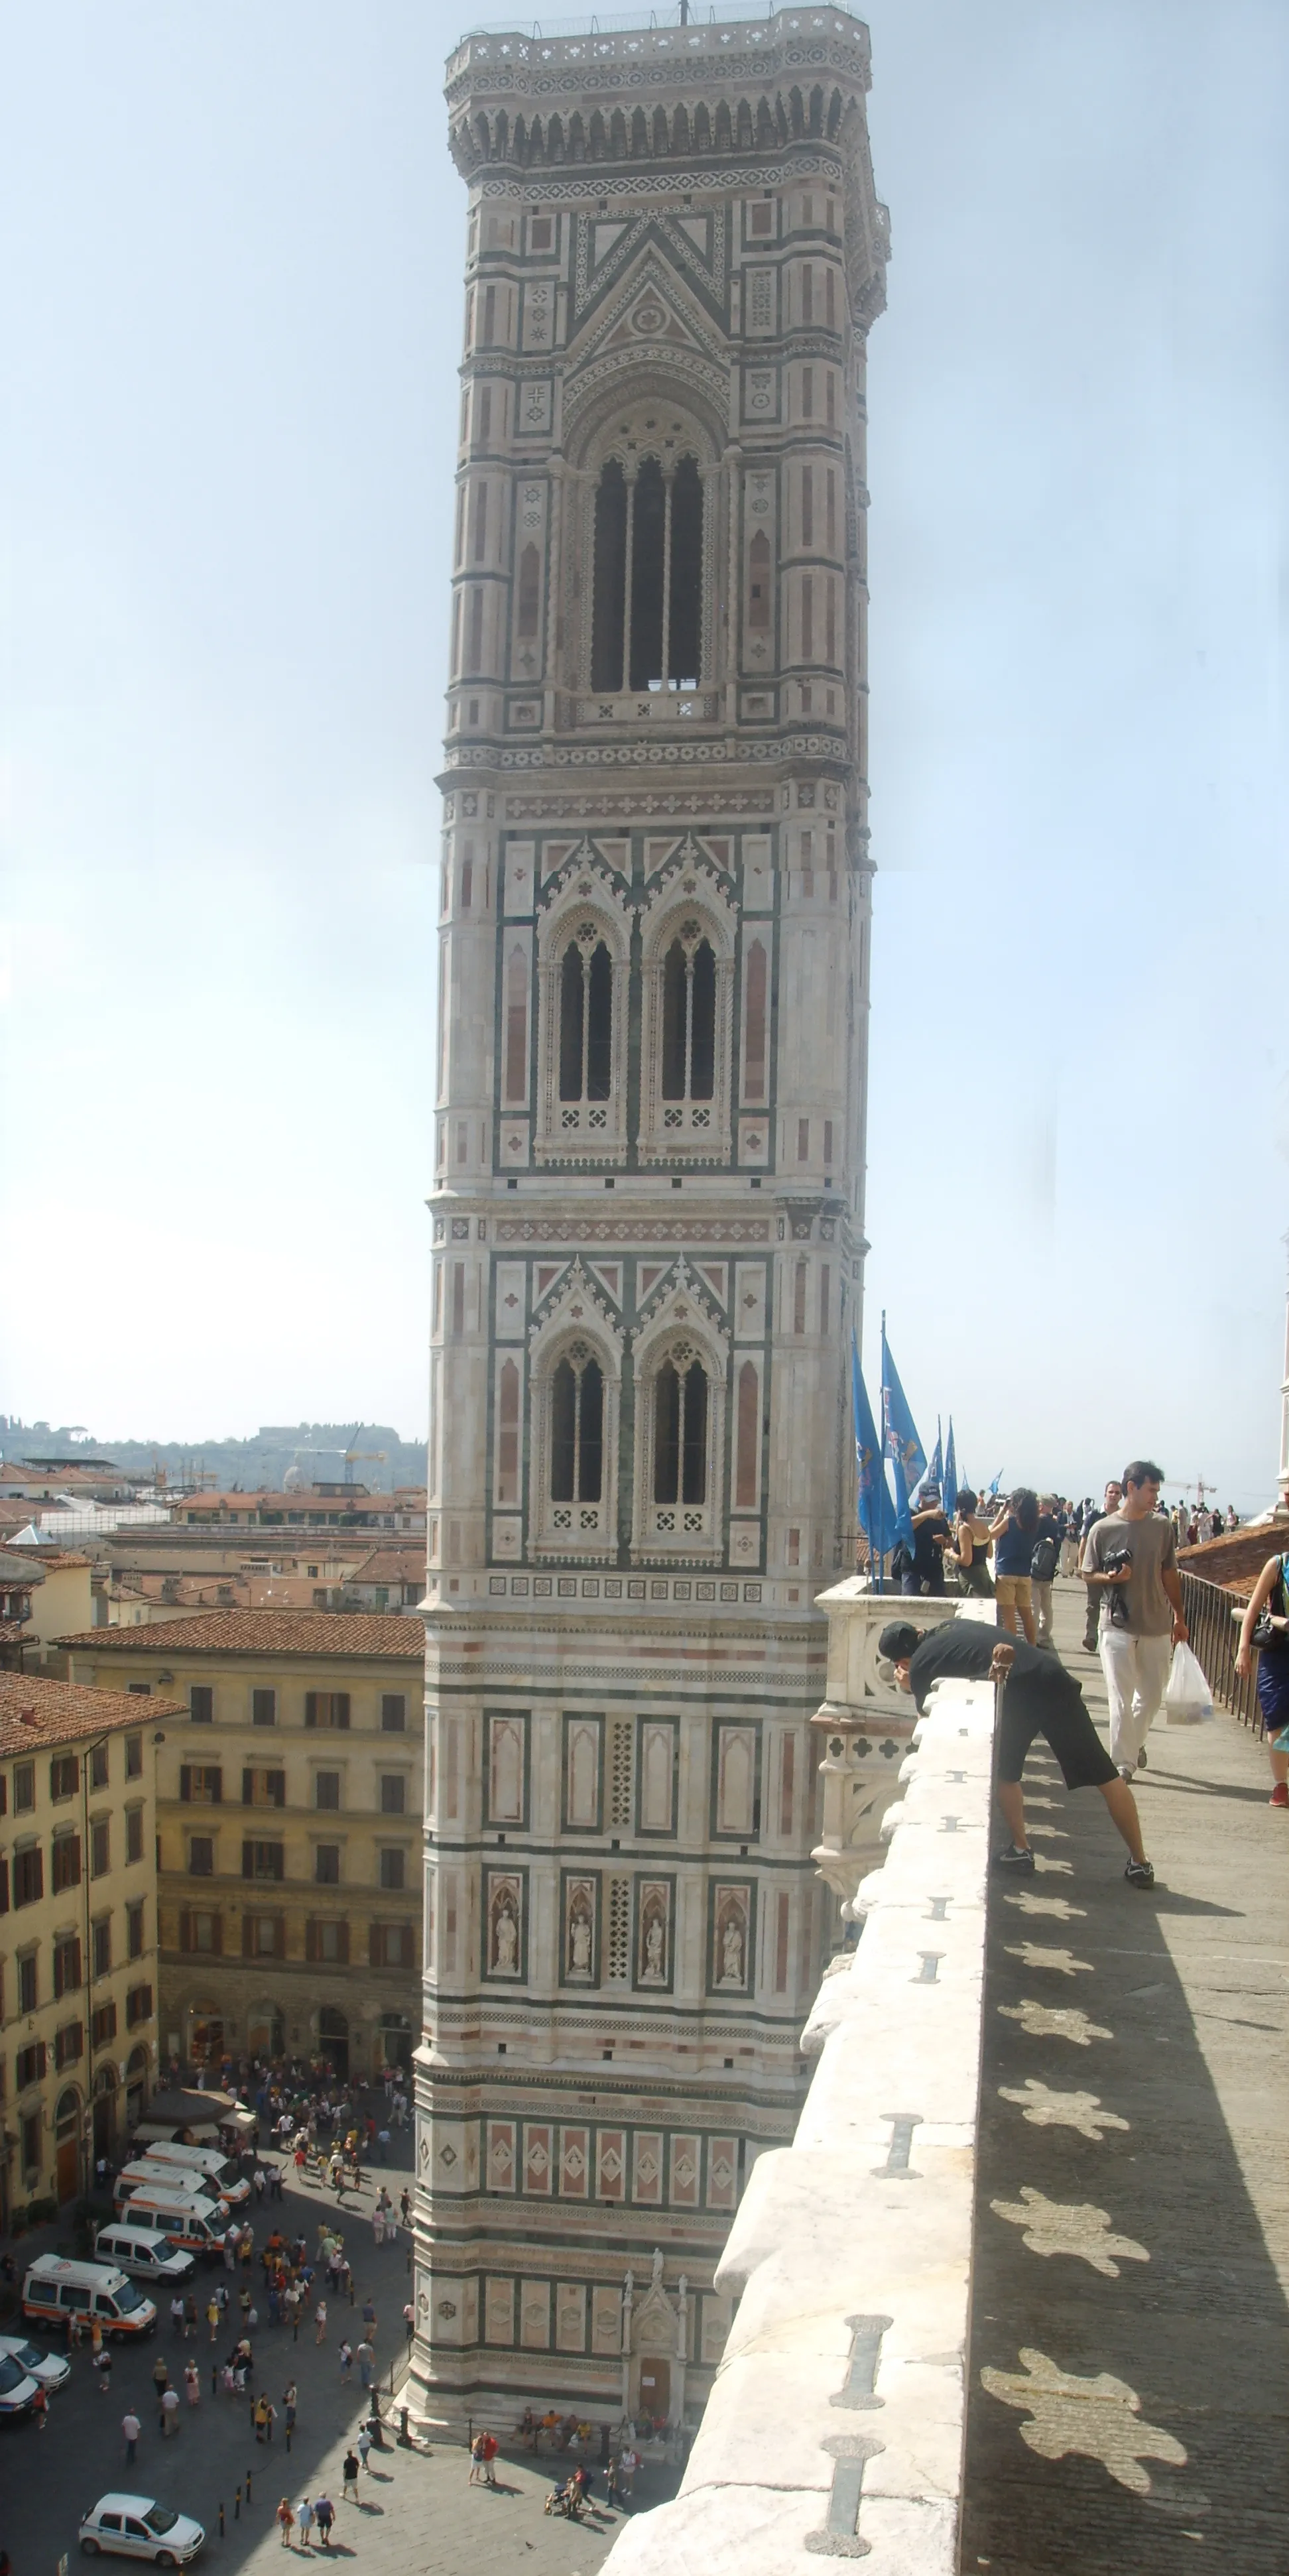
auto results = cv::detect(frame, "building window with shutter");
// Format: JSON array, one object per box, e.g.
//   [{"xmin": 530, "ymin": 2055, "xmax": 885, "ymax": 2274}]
[
  {"xmin": 14, "ymin": 1847, "xmax": 43, "ymax": 1907},
  {"xmin": 314, "ymin": 1845, "xmax": 341, "ymax": 1885},
  {"xmin": 242, "ymin": 1915, "xmax": 282, "ymax": 1959},
  {"xmin": 180, "ymin": 1910, "xmax": 221, "ymax": 1955},
  {"xmin": 90, "ymin": 1743, "xmax": 109, "ymax": 1790},
  {"xmin": 92, "ymin": 1918, "xmax": 111, "ymax": 1977},
  {"xmin": 304, "ymin": 1693, "xmax": 351, "ymax": 1731},
  {"xmin": 50, "ymin": 1754, "xmax": 79, "ymax": 1802},
  {"xmin": 54, "ymin": 2020, "xmax": 84, "ymax": 2069},
  {"xmin": 370, "ymin": 1922, "xmax": 414, "ymax": 1969},
  {"xmin": 252, "ymin": 1689, "xmax": 277, "ymax": 1727},
  {"xmin": 188, "ymin": 1835, "xmax": 214, "ymax": 1876},
  {"xmin": 14, "ymin": 1761, "xmax": 35, "ymax": 1813},
  {"xmin": 306, "ymin": 1917, "xmax": 349, "ymax": 1965},
  {"xmin": 381, "ymin": 1695, "xmax": 406, "ymax": 1734},
  {"xmin": 243, "ymin": 1768, "xmax": 286, "ymax": 1808},
  {"xmin": 190, "ymin": 1686, "xmax": 214, "ymax": 1723},
  {"xmin": 180, "ymin": 1766, "xmax": 222, "ymax": 1805},
  {"xmin": 91, "ymin": 1817, "xmax": 111, "ymax": 1877},
  {"xmin": 52, "ymin": 1829, "xmax": 82, "ymax": 1892},
  {"xmin": 53, "ymin": 1934, "xmax": 82, "ymax": 1998},
  {"xmin": 17, "ymin": 2042, "xmax": 46, "ymax": 2089},
  {"xmin": 379, "ymin": 1849, "xmax": 406, "ymax": 1892},
  {"xmin": 91, "ymin": 2001, "xmax": 117, "ymax": 2048},
  {"xmin": 379, "ymin": 1776, "xmax": 406, "ymax": 1816},
  {"xmin": 127, "ymin": 1900, "xmax": 145, "ymax": 1959},
  {"xmin": 125, "ymin": 1734, "xmax": 143, "ymax": 1778},
  {"xmin": 242, "ymin": 1841, "xmax": 285, "ymax": 1882},
  {"xmin": 314, "ymin": 1772, "xmax": 341, "ymax": 1811},
  {"xmin": 18, "ymin": 1953, "xmax": 38, "ymax": 2012},
  {"xmin": 125, "ymin": 1806, "xmax": 145, "ymax": 1864},
  {"xmin": 125, "ymin": 1983, "xmax": 153, "ymax": 2028}
]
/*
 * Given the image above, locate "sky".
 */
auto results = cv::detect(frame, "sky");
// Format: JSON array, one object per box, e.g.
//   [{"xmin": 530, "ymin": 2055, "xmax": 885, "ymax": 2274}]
[{"xmin": 1, "ymin": 0, "xmax": 1286, "ymax": 1509}]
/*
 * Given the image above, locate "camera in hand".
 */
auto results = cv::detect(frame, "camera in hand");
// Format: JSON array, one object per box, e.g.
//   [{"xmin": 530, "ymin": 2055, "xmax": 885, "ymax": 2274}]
[{"xmin": 1101, "ymin": 1544, "xmax": 1133, "ymax": 1625}]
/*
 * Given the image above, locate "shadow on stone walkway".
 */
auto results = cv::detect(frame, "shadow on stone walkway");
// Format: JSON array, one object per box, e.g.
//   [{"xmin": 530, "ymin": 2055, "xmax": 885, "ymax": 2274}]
[{"xmin": 959, "ymin": 1583, "xmax": 1289, "ymax": 2575}]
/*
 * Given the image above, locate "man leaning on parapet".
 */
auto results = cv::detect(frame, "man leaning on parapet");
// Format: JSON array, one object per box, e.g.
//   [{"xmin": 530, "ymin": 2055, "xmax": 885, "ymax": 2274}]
[{"xmin": 1081, "ymin": 1459, "xmax": 1188, "ymax": 1782}]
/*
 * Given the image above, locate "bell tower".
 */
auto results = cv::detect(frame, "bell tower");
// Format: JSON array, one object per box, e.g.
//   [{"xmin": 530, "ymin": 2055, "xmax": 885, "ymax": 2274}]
[{"xmin": 412, "ymin": 4, "xmax": 888, "ymax": 2433}]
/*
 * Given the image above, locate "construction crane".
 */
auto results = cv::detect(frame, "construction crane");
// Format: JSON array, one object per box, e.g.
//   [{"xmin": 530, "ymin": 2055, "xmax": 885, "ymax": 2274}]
[{"xmin": 343, "ymin": 1432, "xmax": 387, "ymax": 1487}]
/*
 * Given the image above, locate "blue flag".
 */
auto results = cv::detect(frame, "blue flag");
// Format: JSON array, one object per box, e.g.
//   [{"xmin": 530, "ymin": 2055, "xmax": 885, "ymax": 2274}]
[
  {"xmin": 942, "ymin": 1418, "xmax": 959, "ymax": 1520},
  {"xmin": 989, "ymin": 1470, "xmax": 1003, "ymax": 1497},
  {"xmin": 922, "ymin": 1416, "xmax": 944, "ymax": 1499},
  {"xmin": 881, "ymin": 1316, "xmax": 926, "ymax": 1551},
  {"xmin": 851, "ymin": 1334, "xmax": 890, "ymax": 1586}
]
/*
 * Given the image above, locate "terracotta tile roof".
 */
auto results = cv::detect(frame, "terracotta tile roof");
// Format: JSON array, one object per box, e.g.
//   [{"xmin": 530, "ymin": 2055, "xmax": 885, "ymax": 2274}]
[
  {"xmin": 347, "ymin": 1548, "xmax": 428, "ymax": 1584},
  {"xmin": 0, "ymin": 1668, "xmax": 185, "ymax": 1755},
  {"xmin": 0, "ymin": 1619, "xmax": 31, "ymax": 1645},
  {"xmin": 55, "ymin": 1607, "xmax": 424, "ymax": 1660},
  {"xmin": 8, "ymin": 1549, "xmax": 92, "ymax": 1571}
]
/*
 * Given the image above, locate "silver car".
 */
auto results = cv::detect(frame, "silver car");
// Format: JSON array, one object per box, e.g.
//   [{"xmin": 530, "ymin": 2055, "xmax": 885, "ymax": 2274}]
[
  {"xmin": 0, "ymin": 2332, "xmax": 72, "ymax": 2394},
  {"xmin": 79, "ymin": 2499, "xmax": 205, "ymax": 2565}
]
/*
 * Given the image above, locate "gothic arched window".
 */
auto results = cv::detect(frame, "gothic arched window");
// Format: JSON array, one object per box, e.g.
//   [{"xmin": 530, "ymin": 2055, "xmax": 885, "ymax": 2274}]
[
  {"xmin": 589, "ymin": 450, "xmax": 704, "ymax": 692},
  {"xmin": 662, "ymin": 930, "xmax": 716, "ymax": 1101},
  {"xmin": 551, "ymin": 1349, "xmax": 604, "ymax": 1504},
  {"xmin": 653, "ymin": 1356, "xmax": 707, "ymax": 1506},
  {"xmin": 559, "ymin": 932, "xmax": 612, "ymax": 1103}
]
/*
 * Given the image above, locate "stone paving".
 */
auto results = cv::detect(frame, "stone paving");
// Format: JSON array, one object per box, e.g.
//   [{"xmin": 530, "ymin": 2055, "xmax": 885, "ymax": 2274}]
[{"xmin": 959, "ymin": 1581, "xmax": 1289, "ymax": 2573}]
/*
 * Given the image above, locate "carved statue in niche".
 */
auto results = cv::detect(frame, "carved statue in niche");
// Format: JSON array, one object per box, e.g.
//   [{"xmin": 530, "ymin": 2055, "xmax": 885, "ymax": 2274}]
[
  {"xmin": 639, "ymin": 1888, "xmax": 668, "ymax": 1985},
  {"xmin": 720, "ymin": 1917, "xmax": 744, "ymax": 1985},
  {"xmin": 489, "ymin": 1875, "xmax": 521, "ymax": 1976},
  {"xmin": 569, "ymin": 1910, "xmax": 592, "ymax": 1977},
  {"xmin": 715, "ymin": 1889, "xmax": 749, "ymax": 1989}
]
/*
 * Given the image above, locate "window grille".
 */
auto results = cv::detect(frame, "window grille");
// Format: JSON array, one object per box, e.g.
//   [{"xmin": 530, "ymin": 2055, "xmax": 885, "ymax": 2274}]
[{"xmin": 607, "ymin": 1876, "xmax": 631, "ymax": 1981}]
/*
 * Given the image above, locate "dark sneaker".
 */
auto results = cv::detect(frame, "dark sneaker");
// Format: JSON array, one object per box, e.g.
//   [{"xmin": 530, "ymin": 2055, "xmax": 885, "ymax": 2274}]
[
  {"xmin": 993, "ymin": 1843, "xmax": 1035, "ymax": 1872},
  {"xmin": 1125, "ymin": 1858, "xmax": 1155, "ymax": 1890},
  {"xmin": 1136, "ymin": 1747, "xmax": 1148, "ymax": 1771}
]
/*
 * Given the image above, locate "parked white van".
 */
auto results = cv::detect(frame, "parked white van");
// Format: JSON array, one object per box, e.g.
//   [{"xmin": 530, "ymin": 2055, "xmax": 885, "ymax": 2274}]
[
  {"xmin": 113, "ymin": 2163, "xmax": 229, "ymax": 2221},
  {"xmin": 111, "ymin": 2189, "xmax": 227, "ymax": 2258},
  {"xmin": 93, "ymin": 2224, "xmax": 195, "ymax": 2284},
  {"xmin": 23, "ymin": 2257, "xmax": 158, "ymax": 2340},
  {"xmin": 137, "ymin": 2142, "xmax": 249, "ymax": 2205}
]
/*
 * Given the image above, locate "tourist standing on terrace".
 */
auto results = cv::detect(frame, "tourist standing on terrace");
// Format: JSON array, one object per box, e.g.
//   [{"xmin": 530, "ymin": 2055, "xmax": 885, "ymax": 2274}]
[
  {"xmin": 1080, "ymin": 1481, "xmax": 1124, "ymax": 1650},
  {"xmin": 988, "ymin": 1489, "xmax": 1040, "ymax": 1644},
  {"xmin": 1235, "ymin": 1549, "xmax": 1289, "ymax": 1807},
  {"xmin": 879, "ymin": 1620, "xmax": 1155, "ymax": 1888},
  {"xmin": 1081, "ymin": 1460, "xmax": 1188, "ymax": 1780}
]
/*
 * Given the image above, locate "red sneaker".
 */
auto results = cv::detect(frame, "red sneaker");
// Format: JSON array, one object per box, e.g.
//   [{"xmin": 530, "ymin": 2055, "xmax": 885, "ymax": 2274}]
[{"xmin": 1270, "ymin": 1781, "xmax": 1288, "ymax": 1808}]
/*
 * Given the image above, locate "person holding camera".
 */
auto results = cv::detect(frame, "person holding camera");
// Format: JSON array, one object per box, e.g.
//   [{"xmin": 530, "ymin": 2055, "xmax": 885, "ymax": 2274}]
[
  {"xmin": 1081, "ymin": 1459, "xmax": 1187, "ymax": 1779},
  {"xmin": 987, "ymin": 1488, "xmax": 1040, "ymax": 1644},
  {"xmin": 1235, "ymin": 1548, "xmax": 1289, "ymax": 1806},
  {"xmin": 1079, "ymin": 1481, "xmax": 1123, "ymax": 1649}
]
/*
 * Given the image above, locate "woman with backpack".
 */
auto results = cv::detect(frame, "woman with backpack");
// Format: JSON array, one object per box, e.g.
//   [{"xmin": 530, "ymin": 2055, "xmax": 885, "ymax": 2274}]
[
  {"xmin": 1030, "ymin": 1496, "xmax": 1064, "ymax": 1648},
  {"xmin": 1235, "ymin": 1548, "xmax": 1289, "ymax": 1807}
]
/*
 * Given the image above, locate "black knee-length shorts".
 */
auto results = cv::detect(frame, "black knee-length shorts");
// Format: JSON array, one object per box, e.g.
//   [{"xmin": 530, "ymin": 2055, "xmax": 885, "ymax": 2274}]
[{"xmin": 997, "ymin": 1674, "xmax": 1119, "ymax": 1791}]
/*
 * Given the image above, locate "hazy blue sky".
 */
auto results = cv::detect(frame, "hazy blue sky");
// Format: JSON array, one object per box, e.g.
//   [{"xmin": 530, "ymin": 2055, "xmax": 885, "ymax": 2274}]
[{"xmin": 1, "ymin": 1, "xmax": 1285, "ymax": 1508}]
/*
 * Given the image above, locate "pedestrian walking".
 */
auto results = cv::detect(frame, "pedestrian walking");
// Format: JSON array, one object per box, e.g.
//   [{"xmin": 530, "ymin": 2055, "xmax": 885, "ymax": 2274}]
[
  {"xmin": 184, "ymin": 2361, "xmax": 201, "ymax": 2407},
  {"xmin": 122, "ymin": 2409, "xmax": 142, "ymax": 2465},
  {"xmin": 255, "ymin": 2394, "xmax": 277, "ymax": 2443},
  {"xmin": 32, "ymin": 2386, "xmax": 48, "ymax": 2433},
  {"xmin": 338, "ymin": 2340, "xmax": 353, "ymax": 2380},
  {"xmin": 160, "ymin": 2385, "xmax": 181, "ymax": 2438},
  {"xmin": 1081, "ymin": 1481, "xmax": 1124, "ymax": 1649},
  {"xmin": 314, "ymin": 2301, "xmax": 328, "ymax": 2347},
  {"xmin": 282, "ymin": 2380, "xmax": 298, "ymax": 2433},
  {"xmin": 361, "ymin": 2298, "xmax": 377, "ymax": 2342},
  {"xmin": 615, "ymin": 2442, "xmax": 640, "ymax": 2506},
  {"xmin": 402, "ymin": 2303, "xmax": 414, "ymax": 2353},
  {"xmin": 95, "ymin": 2347, "xmax": 114, "ymax": 2396},
  {"xmin": 357, "ymin": 2426, "xmax": 373, "ymax": 2475},
  {"xmin": 879, "ymin": 1619, "xmax": 1156, "ymax": 1888},
  {"xmin": 313, "ymin": 2493, "xmax": 334, "ymax": 2550},
  {"xmin": 357, "ymin": 2339, "xmax": 375, "ymax": 2390},
  {"xmin": 1082, "ymin": 1460, "xmax": 1188, "ymax": 1778},
  {"xmin": 276, "ymin": 2498, "xmax": 296, "ymax": 2549},
  {"xmin": 399, "ymin": 2190, "xmax": 410, "ymax": 2228},
  {"xmin": 295, "ymin": 2498, "xmax": 315, "ymax": 2551},
  {"xmin": 170, "ymin": 2294, "xmax": 186, "ymax": 2336},
  {"xmin": 153, "ymin": 2355, "xmax": 170, "ymax": 2404},
  {"xmin": 206, "ymin": 2296, "xmax": 220, "ymax": 2341},
  {"xmin": 1030, "ymin": 1496, "xmax": 1062, "ymax": 1648},
  {"xmin": 341, "ymin": 2450, "xmax": 360, "ymax": 2504},
  {"xmin": 184, "ymin": 2294, "xmax": 198, "ymax": 2337}
]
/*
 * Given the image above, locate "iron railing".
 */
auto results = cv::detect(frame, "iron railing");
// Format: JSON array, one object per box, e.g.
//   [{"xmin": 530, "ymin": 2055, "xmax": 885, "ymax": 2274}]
[{"xmin": 1179, "ymin": 1571, "xmax": 1261, "ymax": 1733}]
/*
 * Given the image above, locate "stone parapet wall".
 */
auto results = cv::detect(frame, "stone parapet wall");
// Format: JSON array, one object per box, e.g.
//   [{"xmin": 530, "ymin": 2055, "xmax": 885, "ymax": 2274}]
[{"xmin": 602, "ymin": 1658, "xmax": 994, "ymax": 2572}]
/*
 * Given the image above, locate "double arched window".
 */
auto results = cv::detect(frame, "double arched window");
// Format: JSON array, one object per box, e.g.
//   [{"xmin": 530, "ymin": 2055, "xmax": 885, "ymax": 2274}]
[
  {"xmin": 551, "ymin": 1345, "xmax": 604, "ymax": 1504},
  {"xmin": 591, "ymin": 452, "xmax": 704, "ymax": 692},
  {"xmin": 560, "ymin": 934, "xmax": 612, "ymax": 1106},
  {"xmin": 653, "ymin": 1355, "xmax": 707, "ymax": 1506}
]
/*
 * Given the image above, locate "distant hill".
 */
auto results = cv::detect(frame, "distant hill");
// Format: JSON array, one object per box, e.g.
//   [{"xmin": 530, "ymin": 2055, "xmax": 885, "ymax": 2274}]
[{"xmin": 0, "ymin": 1419, "xmax": 426, "ymax": 1496}]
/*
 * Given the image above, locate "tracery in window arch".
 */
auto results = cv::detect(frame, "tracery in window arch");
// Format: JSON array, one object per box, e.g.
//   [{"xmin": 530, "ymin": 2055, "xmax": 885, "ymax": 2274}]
[
  {"xmin": 653, "ymin": 1352, "xmax": 708, "ymax": 1506},
  {"xmin": 661, "ymin": 924, "xmax": 715, "ymax": 1102},
  {"xmin": 589, "ymin": 452, "xmax": 704, "ymax": 692},
  {"xmin": 551, "ymin": 1344, "xmax": 604, "ymax": 1504},
  {"xmin": 559, "ymin": 926, "xmax": 612, "ymax": 1104}
]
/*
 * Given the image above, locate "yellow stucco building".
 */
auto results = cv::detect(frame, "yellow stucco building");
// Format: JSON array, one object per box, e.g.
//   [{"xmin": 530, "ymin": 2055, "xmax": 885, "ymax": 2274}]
[
  {"xmin": 0, "ymin": 1670, "xmax": 172, "ymax": 2223},
  {"xmin": 60, "ymin": 1610, "xmax": 423, "ymax": 2083}
]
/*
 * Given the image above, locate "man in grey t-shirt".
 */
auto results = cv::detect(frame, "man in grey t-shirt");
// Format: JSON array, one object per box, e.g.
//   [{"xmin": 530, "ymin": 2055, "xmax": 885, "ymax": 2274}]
[{"xmin": 1081, "ymin": 1458, "xmax": 1188, "ymax": 1777}]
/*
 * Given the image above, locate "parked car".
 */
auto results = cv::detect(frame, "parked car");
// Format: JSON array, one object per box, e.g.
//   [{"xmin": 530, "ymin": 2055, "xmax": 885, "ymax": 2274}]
[
  {"xmin": 0, "ymin": 2331, "xmax": 72, "ymax": 2392},
  {"xmin": 0, "ymin": 2351, "xmax": 42, "ymax": 2422},
  {"xmin": 79, "ymin": 2498, "xmax": 205, "ymax": 2565},
  {"xmin": 93, "ymin": 2227, "xmax": 194, "ymax": 2285}
]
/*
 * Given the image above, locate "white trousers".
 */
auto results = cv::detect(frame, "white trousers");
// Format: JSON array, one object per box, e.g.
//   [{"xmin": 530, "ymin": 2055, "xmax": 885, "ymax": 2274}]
[{"xmin": 1099, "ymin": 1626, "xmax": 1172, "ymax": 1766}]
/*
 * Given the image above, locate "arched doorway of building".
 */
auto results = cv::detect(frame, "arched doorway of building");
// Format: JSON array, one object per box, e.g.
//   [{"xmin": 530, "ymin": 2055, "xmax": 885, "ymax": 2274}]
[
  {"xmin": 125, "ymin": 2045, "xmax": 149, "ymax": 2137},
  {"xmin": 316, "ymin": 2008, "xmax": 349, "ymax": 2082},
  {"xmin": 247, "ymin": 2005, "xmax": 285, "ymax": 2065},
  {"xmin": 377, "ymin": 2014, "xmax": 412, "ymax": 2077},
  {"xmin": 187, "ymin": 2004, "xmax": 223, "ymax": 2071},
  {"xmin": 92, "ymin": 2063, "xmax": 119, "ymax": 2168},
  {"xmin": 55, "ymin": 2087, "xmax": 83, "ymax": 2204}
]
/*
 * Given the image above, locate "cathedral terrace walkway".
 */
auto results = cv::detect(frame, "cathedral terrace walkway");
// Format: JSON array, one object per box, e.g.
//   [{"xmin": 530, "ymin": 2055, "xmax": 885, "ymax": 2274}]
[
  {"xmin": 959, "ymin": 1583, "xmax": 1289, "ymax": 2574},
  {"xmin": 604, "ymin": 1583, "xmax": 1289, "ymax": 2575}
]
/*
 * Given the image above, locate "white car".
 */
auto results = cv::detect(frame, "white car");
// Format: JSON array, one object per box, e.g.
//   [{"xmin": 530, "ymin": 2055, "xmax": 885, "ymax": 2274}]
[
  {"xmin": 0, "ymin": 2332, "xmax": 72, "ymax": 2393},
  {"xmin": 0, "ymin": 2351, "xmax": 41, "ymax": 2420},
  {"xmin": 79, "ymin": 2499, "xmax": 206, "ymax": 2565}
]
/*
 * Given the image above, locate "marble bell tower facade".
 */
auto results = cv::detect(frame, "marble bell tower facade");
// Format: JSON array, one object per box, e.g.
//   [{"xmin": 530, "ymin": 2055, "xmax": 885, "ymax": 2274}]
[{"xmin": 412, "ymin": 5, "xmax": 887, "ymax": 2432}]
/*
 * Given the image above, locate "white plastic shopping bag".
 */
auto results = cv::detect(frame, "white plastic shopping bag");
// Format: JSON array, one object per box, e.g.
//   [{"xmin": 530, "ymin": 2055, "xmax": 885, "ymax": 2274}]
[{"xmin": 1163, "ymin": 1640, "xmax": 1214, "ymax": 1724}]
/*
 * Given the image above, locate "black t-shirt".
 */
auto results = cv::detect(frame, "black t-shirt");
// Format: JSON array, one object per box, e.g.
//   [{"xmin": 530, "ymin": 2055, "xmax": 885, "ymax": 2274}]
[
  {"xmin": 906, "ymin": 1624, "xmax": 1058, "ymax": 1711},
  {"xmin": 910, "ymin": 1512, "xmax": 951, "ymax": 1580}
]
